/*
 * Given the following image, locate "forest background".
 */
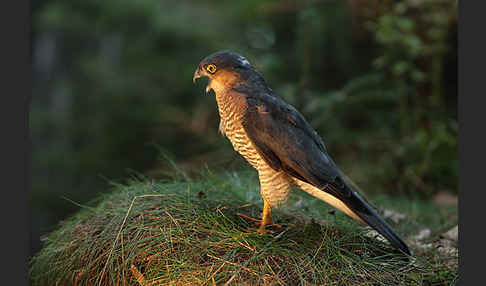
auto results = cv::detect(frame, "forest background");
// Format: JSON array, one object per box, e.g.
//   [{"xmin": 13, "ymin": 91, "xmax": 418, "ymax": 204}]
[{"xmin": 30, "ymin": 0, "xmax": 457, "ymax": 259}]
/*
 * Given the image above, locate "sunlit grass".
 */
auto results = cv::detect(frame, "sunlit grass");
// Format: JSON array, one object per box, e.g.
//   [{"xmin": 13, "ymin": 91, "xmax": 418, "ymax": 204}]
[{"xmin": 30, "ymin": 169, "xmax": 457, "ymax": 285}]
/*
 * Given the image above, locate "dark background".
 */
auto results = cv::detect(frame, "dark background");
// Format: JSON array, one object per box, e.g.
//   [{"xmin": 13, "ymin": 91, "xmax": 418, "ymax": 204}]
[{"xmin": 30, "ymin": 0, "xmax": 457, "ymax": 259}]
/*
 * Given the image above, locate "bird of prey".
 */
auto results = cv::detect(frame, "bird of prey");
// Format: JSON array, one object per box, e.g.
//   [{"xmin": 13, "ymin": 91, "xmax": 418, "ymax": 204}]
[{"xmin": 193, "ymin": 50, "xmax": 410, "ymax": 255}]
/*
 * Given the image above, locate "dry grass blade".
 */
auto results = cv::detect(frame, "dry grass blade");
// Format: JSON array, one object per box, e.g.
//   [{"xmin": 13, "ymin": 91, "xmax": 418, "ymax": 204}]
[
  {"xmin": 130, "ymin": 264, "xmax": 147, "ymax": 286},
  {"xmin": 97, "ymin": 194, "xmax": 171, "ymax": 286},
  {"xmin": 29, "ymin": 172, "xmax": 458, "ymax": 286}
]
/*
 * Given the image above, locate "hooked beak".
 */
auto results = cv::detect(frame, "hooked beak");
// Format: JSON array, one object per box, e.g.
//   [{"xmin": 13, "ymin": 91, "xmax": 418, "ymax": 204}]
[
  {"xmin": 193, "ymin": 67, "xmax": 203, "ymax": 84},
  {"xmin": 193, "ymin": 67, "xmax": 212, "ymax": 95}
]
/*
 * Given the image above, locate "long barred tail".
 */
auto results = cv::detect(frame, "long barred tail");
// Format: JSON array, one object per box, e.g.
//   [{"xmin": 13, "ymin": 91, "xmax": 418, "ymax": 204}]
[
  {"xmin": 295, "ymin": 178, "xmax": 410, "ymax": 255},
  {"xmin": 326, "ymin": 183, "xmax": 411, "ymax": 255}
]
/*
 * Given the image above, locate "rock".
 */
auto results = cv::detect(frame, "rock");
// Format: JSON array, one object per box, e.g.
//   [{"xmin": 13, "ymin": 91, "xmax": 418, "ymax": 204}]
[
  {"xmin": 382, "ymin": 209, "xmax": 407, "ymax": 223},
  {"xmin": 412, "ymin": 228, "xmax": 431, "ymax": 241},
  {"xmin": 433, "ymin": 191, "xmax": 458, "ymax": 206},
  {"xmin": 442, "ymin": 225, "xmax": 458, "ymax": 242}
]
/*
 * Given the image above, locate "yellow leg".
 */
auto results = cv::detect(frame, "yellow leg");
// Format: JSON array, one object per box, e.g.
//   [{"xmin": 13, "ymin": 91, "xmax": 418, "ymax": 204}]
[
  {"xmin": 236, "ymin": 201, "xmax": 281, "ymax": 233},
  {"xmin": 257, "ymin": 200, "xmax": 273, "ymax": 234}
]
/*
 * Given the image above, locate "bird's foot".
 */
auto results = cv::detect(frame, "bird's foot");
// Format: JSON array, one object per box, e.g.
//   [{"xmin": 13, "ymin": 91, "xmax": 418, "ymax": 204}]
[{"xmin": 237, "ymin": 213, "xmax": 282, "ymax": 234}]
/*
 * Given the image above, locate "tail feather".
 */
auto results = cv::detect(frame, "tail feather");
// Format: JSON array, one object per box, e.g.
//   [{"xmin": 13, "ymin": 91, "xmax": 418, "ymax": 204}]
[
  {"xmin": 327, "ymin": 183, "xmax": 411, "ymax": 255},
  {"xmin": 293, "ymin": 178, "xmax": 410, "ymax": 255}
]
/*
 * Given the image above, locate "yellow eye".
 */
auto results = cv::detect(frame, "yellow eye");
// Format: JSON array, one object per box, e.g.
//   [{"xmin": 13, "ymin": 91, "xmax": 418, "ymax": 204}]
[{"xmin": 206, "ymin": 64, "xmax": 217, "ymax": 74}]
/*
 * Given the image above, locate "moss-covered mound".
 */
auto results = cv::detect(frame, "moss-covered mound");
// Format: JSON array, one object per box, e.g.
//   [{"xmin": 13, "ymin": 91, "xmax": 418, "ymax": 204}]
[{"xmin": 30, "ymin": 172, "xmax": 457, "ymax": 285}]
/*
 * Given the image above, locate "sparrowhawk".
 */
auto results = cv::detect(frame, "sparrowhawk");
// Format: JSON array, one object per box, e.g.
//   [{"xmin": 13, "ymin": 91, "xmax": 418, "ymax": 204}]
[{"xmin": 193, "ymin": 50, "xmax": 410, "ymax": 255}]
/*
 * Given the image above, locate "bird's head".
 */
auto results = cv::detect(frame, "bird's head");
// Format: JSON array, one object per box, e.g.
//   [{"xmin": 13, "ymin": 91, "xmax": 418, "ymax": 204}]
[{"xmin": 193, "ymin": 50, "xmax": 255, "ymax": 95}]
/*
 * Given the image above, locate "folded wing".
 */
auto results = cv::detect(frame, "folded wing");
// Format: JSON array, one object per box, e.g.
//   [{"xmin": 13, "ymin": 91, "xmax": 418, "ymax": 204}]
[{"xmin": 241, "ymin": 92, "xmax": 410, "ymax": 255}]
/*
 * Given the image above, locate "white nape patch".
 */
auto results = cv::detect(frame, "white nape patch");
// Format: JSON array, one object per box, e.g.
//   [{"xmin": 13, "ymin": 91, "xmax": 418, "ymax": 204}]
[{"xmin": 237, "ymin": 55, "xmax": 250, "ymax": 67}]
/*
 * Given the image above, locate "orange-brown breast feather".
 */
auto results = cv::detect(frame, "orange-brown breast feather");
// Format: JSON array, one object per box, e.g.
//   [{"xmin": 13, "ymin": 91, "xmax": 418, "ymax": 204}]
[{"xmin": 214, "ymin": 87, "xmax": 263, "ymax": 169}]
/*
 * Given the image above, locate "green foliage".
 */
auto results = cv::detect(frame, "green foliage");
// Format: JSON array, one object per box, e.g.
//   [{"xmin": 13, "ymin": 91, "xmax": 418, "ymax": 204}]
[
  {"xmin": 30, "ymin": 171, "xmax": 457, "ymax": 285},
  {"xmin": 363, "ymin": 0, "xmax": 458, "ymax": 196},
  {"xmin": 31, "ymin": 0, "xmax": 457, "ymax": 257}
]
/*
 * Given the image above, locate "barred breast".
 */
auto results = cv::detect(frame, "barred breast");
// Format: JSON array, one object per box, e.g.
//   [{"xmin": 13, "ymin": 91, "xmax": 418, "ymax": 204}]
[
  {"xmin": 216, "ymin": 92, "xmax": 292, "ymax": 206},
  {"xmin": 216, "ymin": 92, "xmax": 261, "ymax": 169}
]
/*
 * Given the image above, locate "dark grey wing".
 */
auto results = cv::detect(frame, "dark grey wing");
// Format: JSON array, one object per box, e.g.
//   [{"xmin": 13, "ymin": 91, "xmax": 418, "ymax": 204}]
[
  {"xmin": 241, "ymin": 93, "xmax": 411, "ymax": 255},
  {"xmin": 241, "ymin": 94, "xmax": 346, "ymax": 194}
]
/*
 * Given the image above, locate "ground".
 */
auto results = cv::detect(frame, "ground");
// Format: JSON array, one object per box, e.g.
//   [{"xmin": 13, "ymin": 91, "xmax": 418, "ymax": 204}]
[{"xmin": 30, "ymin": 169, "xmax": 458, "ymax": 286}]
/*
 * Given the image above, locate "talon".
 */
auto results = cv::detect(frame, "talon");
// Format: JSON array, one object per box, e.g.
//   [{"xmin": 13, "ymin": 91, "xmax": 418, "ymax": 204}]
[
  {"xmin": 237, "ymin": 213, "xmax": 261, "ymax": 223},
  {"xmin": 237, "ymin": 213, "xmax": 281, "ymax": 227},
  {"xmin": 256, "ymin": 222, "xmax": 282, "ymax": 229},
  {"xmin": 257, "ymin": 226, "xmax": 276, "ymax": 235},
  {"xmin": 257, "ymin": 226, "xmax": 266, "ymax": 234}
]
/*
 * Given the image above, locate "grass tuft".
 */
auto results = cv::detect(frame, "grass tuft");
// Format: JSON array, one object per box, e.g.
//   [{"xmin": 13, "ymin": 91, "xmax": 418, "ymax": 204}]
[{"xmin": 30, "ymin": 170, "xmax": 457, "ymax": 285}]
